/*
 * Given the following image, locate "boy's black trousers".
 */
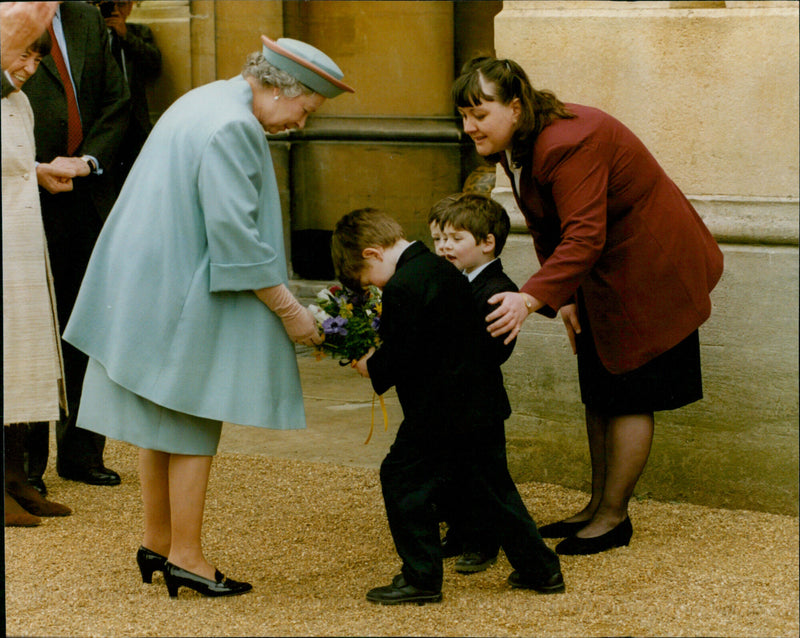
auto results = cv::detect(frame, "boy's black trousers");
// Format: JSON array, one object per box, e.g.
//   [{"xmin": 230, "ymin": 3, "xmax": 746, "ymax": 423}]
[{"xmin": 379, "ymin": 418, "xmax": 561, "ymax": 592}]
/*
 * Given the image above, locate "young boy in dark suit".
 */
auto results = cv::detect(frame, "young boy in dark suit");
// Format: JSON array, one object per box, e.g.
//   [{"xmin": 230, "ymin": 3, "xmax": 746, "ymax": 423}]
[
  {"xmin": 436, "ymin": 192, "xmax": 520, "ymax": 573},
  {"xmin": 331, "ymin": 208, "xmax": 563, "ymax": 605}
]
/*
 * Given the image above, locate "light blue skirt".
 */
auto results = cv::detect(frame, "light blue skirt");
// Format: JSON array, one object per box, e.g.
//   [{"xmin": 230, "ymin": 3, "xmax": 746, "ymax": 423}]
[{"xmin": 77, "ymin": 358, "xmax": 223, "ymax": 456}]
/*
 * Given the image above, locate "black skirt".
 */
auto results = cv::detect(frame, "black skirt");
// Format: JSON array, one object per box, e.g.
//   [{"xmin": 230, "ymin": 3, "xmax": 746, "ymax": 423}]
[{"xmin": 576, "ymin": 304, "xmax": 703, "ymax": 416}]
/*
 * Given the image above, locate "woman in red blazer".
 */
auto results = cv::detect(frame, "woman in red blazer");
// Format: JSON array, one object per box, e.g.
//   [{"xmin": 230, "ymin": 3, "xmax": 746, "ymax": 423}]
[{"xmin": 452, "ymin": 57, "xmax": 723, "ymax": 555}]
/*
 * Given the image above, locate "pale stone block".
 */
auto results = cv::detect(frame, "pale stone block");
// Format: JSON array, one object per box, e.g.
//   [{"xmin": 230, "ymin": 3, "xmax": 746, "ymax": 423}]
[{"xmin": 494, "ymin": 2, "xmax": 799, "ymax": 198}]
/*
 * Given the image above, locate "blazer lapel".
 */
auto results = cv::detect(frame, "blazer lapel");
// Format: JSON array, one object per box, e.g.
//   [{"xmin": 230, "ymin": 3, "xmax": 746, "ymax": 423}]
[{"xmin": 38, "ymin": 53, "xmax": 61, "ymax": 87}]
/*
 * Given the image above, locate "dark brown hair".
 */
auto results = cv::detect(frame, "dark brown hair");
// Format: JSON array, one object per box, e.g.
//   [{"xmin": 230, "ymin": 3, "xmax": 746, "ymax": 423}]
[
  {"xmin": 440, "ymin": 193, "xmax": 511, "ymax": 257},
  {"xmin": 452, "ymin": 56, "xmax": 574, "ymax": 167},
  {"xmin": 331, "ymin": 208, "xmax": 405, "ymax": 290},
  {"xmin": 28, "ymin": 29, "xmax": 52, "ymax": 57},
  {"xmin": 427, "ymin": 193, "xmax": 460, "ymax": 228}
]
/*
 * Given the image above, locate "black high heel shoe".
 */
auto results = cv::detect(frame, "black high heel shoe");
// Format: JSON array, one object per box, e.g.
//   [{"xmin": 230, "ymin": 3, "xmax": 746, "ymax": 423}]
[
  {"xmin": 136, "ymin": 546, "xmax": 168, "ymax": 584},
  {"xmin": 537, "ymin": 519, "xmax": 590, "ymax": 538},
  {"xmin": 555, "ymin": 517, "xmax": 633, "ymax": 555},
  {"xmin": 163, "ymin": 561, "xmax": 253, "ymax": 598}
]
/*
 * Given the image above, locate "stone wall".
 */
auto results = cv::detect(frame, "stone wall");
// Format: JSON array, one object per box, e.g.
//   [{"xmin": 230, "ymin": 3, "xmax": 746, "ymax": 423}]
[{"xmin": 493, "ymin": 1, "xmax": 799, "ymax": 515}]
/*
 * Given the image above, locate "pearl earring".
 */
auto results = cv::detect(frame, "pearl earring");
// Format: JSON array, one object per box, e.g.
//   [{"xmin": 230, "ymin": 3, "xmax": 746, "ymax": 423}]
[{"xmin": 274, "ymin": 95, "xmax": 279, "ymax": 101}]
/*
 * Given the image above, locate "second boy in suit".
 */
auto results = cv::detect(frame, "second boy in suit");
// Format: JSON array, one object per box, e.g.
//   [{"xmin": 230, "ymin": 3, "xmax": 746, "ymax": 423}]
[{"xmin": 436, "ymin": 192, "xmax": 519, "ymax": 573}]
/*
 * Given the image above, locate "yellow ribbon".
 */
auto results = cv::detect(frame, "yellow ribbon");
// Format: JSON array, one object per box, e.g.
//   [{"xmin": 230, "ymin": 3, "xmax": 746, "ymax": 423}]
[{"xmin": 364, "ymin": 393, "xmax": 388, "ymax": 445}]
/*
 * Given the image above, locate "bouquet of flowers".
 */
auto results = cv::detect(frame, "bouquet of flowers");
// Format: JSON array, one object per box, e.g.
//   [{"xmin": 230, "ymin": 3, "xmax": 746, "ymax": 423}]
[
  {"xmin": 309, "ymin": 284, "xmax": 382, "ymax": 365},
  {"xmin": 309, "ymin": 284, "xmax": 387, "ymax": 444}
]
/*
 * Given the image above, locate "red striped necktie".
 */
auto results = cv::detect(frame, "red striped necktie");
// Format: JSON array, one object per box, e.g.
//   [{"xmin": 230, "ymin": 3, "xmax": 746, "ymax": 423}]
[{"xmin": 47, "ymin": 24, "xmax": 83, "ymax": 155}]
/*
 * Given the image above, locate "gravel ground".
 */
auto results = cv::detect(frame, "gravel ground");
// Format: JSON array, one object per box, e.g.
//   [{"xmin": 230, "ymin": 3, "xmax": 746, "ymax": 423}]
[{"xmin": 5, "ymin": 439, "xmax": 798, "ymax": 638}]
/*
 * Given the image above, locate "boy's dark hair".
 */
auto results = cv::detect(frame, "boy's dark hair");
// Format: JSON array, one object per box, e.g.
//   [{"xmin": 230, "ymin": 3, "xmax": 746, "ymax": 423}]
[
  {"xmin": 331, "ymin": 208, "xmax": 405, "ymax": 290},
  {"xmin": 441, "ymin": 193, "xmax": 511, "ymax": 257},
  {"xmin": 427, "ymin": 193, "xmax": 460, "ymax": 228},
  {"xmin": 28, "ymin": 29, "xmax": 52, "ymax": 57}
]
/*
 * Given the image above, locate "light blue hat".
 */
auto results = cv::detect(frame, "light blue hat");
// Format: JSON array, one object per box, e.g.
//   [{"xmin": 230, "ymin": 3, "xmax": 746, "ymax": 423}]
[{"xmin": 261, "ymin": 35, "xmax": 354, "ymax": 98}]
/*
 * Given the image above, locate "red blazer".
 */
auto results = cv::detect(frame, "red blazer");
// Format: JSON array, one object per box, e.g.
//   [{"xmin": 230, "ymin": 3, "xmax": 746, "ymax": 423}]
[{"xmin": 502, "ymin": 104, "xmax": 723, "ymax": 374}]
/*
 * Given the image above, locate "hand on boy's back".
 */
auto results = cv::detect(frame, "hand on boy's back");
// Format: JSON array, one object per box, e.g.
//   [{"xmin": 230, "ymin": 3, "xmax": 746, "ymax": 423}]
[{"xmin": 352, "ymin": 347, "xmax": 375, "ymax": 378}]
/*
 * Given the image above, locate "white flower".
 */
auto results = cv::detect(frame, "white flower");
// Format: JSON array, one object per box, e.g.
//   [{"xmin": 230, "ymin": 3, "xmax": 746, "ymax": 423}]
[
  {"xmin": 316, "ymin": 288, "xmax": 334, "ymax": 302},
  {"xmin": 308, "ymin": 304, "xmax": 331, "ymax": 324}
]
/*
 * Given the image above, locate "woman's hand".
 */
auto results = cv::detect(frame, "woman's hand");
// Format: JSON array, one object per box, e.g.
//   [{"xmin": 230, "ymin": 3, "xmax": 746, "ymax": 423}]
[
  {"xmin": 352, "ymin": 347, "xmax": 375, "ymax": 378},
  {"xmin": 486, "ymin": 292, "xmax": 541, "ymax": 345},
  {"xmin": 255, "ymin": 284, "xmax": 324, "ymax": 346},
  {"xmin": 559, "ymin": 303, "xmax": 581, "ymax": 355},
  {"xmin": 285, "ymin": 307, "xmax": 324, "ymax": 346}
]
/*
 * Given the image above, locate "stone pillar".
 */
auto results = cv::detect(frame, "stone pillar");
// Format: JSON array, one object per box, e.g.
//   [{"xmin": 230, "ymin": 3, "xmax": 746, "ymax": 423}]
[
  {"xmin": 492, "ymin": 1, "xmax": 799, "ymax": 514},
  {"xmin": 282, "ymin": 1, "xmax": 463, "ymax": 279}
]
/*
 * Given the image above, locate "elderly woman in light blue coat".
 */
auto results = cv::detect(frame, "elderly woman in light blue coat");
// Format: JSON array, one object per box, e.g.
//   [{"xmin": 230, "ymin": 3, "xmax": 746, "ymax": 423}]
[{"xmin": 63, "ymin": 36, "xmax": 354, "ymax": 599}]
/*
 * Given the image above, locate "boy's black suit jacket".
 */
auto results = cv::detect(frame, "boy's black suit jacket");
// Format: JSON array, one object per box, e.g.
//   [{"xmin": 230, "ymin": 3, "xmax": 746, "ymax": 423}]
[
  {"xmin": 469, "ymin": 259, "xmax": 519, "ymax": 420},
  {"xmin": 367, "ymin": 243, "xmax": 507, "ymax": 443}
]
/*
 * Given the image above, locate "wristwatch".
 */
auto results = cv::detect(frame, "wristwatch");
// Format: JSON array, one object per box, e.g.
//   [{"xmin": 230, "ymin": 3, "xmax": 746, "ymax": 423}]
[{"xmin": 80, "ymin": 155, "xmax": 97, "ymax": 173}]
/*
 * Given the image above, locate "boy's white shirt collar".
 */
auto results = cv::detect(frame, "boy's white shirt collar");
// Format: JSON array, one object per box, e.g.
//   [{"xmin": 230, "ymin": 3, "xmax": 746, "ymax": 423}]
[{"xmin": 464, "ymin": 258, "xmax": 498, "ymax": 282}]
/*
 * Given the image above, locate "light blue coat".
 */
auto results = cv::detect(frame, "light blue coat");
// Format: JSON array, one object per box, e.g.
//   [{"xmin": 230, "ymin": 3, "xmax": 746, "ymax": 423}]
[{"xmin": 64, "ymin": 76, "xmax": 305, "ymax": 429}]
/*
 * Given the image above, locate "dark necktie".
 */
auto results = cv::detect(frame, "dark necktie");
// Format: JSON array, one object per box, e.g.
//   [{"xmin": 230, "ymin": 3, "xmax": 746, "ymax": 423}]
[{"xmin": 47, "ymin": 24, "xmax": 83, "ymax": 155}]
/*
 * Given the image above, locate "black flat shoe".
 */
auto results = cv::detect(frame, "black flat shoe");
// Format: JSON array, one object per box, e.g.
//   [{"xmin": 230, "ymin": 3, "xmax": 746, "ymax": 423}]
[
  {"xmin": 508, "ymin": 570, "xmax": 566, "ymax": 594},
  {"xmin": 366, "ymin": 574, "xmax": 442, "ymax": 605},
  {"xmin": 137, "ymin": 546, "xmax": 168, "ymax": 584},
  {"xmin": 555, "ymin": 517, "xmax": 633, "ymax": 555},
  {"xmin": 538, "ymin": 519, "xmax": 590, "ymax": 538},
  {"xmin": 163, "ymin": 561, "xmax": 252, "ymax": 598},
  {"xmin": 455, "ymin": 550, "xmax": 498, "ymax": 574},
  {"xmin": 57, "ymin": 464, "xmax": 121, "ymax": 486}
]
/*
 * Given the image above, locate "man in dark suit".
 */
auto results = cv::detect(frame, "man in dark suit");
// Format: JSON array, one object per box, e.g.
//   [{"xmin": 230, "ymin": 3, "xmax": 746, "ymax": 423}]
[
  {"xmin": 331, "ymin": 208, "xmax": 564, "ymax": 605},
  {"xmin": 23, "ymin": 1, "xmax": 130, "ymax": 488},
  {"xmin": 91, "ymin": 0, "xmax": 161, "ymax": 191}
]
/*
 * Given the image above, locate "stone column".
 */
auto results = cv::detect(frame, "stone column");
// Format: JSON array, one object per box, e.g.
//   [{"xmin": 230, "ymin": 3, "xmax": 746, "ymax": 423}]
[{"xmin": 282, "ymin": 1, "xmax": 462, "ymax": 279}]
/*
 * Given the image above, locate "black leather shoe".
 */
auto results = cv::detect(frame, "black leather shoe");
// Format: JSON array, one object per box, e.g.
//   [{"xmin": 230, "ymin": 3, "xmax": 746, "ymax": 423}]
[
  {"xmin": 538, "ymin": 519, "xmax": 589, "ymax": 538},
  {"xmin": 455, "ymin": 550, "xmax": 498, "ymax": 574},
  {"xmin": 555, "ymin": 517, "xmax": 633, "ymax": 555},
  {"xmin": 441, "ymin": 531, "xmax": 464, "ymax": 558},
  {"xmin": 58, "ymin": 465, "xmax": 121, "ymax": 486},
  {"xmin": 366, "ymin": 574, "xmax": 442, "ymax": 605},
  {"xmin": 163, "ymin": 561, "xmax": 252, "ymax": 598},
  {"xmin": 508, "ymin": 570, "xmax": 566, "ymax": 594},
  {"xmin": 28, "ymin": 477, "xmax": 47, "ymax": 496},
  {"xmin": 137, "ymin": 546, "xmax": 168, "ymax": 584}
]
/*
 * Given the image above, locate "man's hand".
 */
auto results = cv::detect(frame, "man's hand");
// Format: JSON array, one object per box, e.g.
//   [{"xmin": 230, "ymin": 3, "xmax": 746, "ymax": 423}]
[
  {"xmin": 50, "ymin": 156, "xmax": 91, "ymax": 178},
  {"xmin": 36, "ymin": 161, "xmax": 77, "ymax": 194},
  {"xmin": 104, "ymin": 14, "xmax": 127, "ymax": 38},
  {"xmin": 0, "ymin": 2, "xmax": 58, "ymax": 71}
]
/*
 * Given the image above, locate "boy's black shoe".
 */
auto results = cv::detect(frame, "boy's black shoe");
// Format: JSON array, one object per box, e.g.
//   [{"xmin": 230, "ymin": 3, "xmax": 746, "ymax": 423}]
[
  {"xmin": 507, "ymin": 570, "xmax": 566, "ymax": 594},
  {"xmin": 455, "ymin": 550, "xmax": 498, "ymax": 573},
  {"xmin": 366, "ymin": 574, "xmax": 443, "ymax": 605},
  {"xmin": 440, "ymin": 529, "xmax": 465, "ymax": 558}
]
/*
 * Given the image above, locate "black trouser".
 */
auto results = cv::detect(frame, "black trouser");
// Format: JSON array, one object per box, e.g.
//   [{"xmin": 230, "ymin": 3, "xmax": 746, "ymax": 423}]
[
  {"xmin": 436, "ymin": 475, "xmax": 500, "ymax": 556},
  {"xmin": 32, "ymin": 189, "xmax": 107, "ymax": 473},
  {"xmin": 379, "ymin": 419, "xmax": 560, "ymax": 592}
]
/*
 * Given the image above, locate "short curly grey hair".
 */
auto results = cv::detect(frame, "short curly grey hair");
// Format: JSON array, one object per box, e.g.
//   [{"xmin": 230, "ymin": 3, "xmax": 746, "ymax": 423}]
[{"xmin": 241, "ymin": 52, "xmax": 314, "ymax": 98}]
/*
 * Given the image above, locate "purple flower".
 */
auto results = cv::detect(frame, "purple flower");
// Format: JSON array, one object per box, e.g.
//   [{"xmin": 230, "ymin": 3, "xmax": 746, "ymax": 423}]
[
  {"xmin": 371, "ymin": 316, "xmax": 381, "ymax": 331},
  {"xmin": 322, "ymin": 316, "xmax": 348, "ymax": 336}
]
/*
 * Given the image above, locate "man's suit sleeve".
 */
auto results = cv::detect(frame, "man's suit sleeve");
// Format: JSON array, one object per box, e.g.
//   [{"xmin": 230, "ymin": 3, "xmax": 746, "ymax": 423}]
[
  {"xmin": 79, "ymin": 7, "xmax": 130, "ymax": 168},
  {"xmin": 123, "ymin": 23, "xmax": 162, "ymax": 78}
]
